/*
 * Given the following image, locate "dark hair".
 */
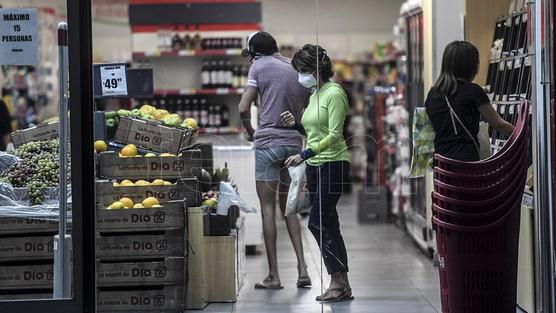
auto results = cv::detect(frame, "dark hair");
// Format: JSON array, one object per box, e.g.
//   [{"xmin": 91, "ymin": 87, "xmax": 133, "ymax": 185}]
[
  {"xmin": 242, "ymin": 31, "xmax": 278, "ymax": 58},
  {"xmin": 291, "ymin": 44, "xmax": 334, "ymax": 82},
  {"xmin": 430, "ymin": 41, "xmax": 480, "ymax": 98}
]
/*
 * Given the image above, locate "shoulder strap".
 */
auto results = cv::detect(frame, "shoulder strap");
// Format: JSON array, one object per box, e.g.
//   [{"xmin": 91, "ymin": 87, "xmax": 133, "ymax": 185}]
[{"xmin": 445, "ymin": 96, "xmax": 480, "ymax": 154}]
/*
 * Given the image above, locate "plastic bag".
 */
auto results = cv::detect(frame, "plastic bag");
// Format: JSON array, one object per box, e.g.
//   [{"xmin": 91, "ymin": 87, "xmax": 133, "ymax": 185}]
[
  {"xmin": 0, "ymin": 152, "xmax": 20, "ymax": 173},
  {"xmin": 285, "ymin": 163, "xmax": 311, "ymax": 216},
  {"xmin": 216, "ymin": 181, "xmax": 256, "ymax": 215}
]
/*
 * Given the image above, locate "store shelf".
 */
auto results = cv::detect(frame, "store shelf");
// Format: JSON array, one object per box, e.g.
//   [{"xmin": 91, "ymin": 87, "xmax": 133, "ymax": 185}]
[
  {"xmin": 131, "ymin": 24, "xmax": 260, "ymax": 33},
  {"xmin": 154, "ymin": 88, "xmax": 244, "ymax": 96},
  {"xmin": 133, "ymin": 49, "xmax": 243, "ymax": 59}
]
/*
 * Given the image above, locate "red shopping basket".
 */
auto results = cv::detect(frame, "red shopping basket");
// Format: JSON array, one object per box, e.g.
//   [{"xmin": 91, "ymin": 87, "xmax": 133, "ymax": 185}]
[
  {"xmin": 433, "ymin": 201, "xmax": 521, "ymax": 313},
  {"xmin": 432, "ymin": 185, "xmax": 524, "ymax": 226}
]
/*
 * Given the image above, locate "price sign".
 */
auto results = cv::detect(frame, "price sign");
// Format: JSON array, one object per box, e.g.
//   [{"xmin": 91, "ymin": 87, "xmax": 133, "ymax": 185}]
[
  {"xmin": 100, "ymin": 65, "xmax": 128, "ymax": 96},
  {"xmin": 0, "ymin": 8, "xmax": 38, "ymax": 65}
]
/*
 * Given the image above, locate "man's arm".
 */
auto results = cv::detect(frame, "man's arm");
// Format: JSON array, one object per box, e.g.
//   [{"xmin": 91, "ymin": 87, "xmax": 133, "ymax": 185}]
[{"xmin": 238, "ymin": 86, "xmax": 258, "ymax": 141}]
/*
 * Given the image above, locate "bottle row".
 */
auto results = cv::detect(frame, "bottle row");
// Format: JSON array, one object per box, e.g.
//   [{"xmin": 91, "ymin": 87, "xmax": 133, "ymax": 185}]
[
  {"xmin": 153, "ymin": 96, "xmax": 230, "ymax": 128},
  {"xmin": 157, "ymin": 29, "xmax": 243, "ymax": 51},
  {"xmin": 201, "ymin": 59, "xmax": 249, "ymax": 89}
]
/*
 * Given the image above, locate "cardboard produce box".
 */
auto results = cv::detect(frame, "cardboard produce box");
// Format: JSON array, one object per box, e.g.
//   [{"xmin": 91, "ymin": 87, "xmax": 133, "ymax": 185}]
[
  {"xmin": 97, "ymin": 285, "xmax": 185, "ymax": 312},
  {"xmin": 96, "ymin": 230, "xmax": 186, "ymax": 261},
  {"xmin": 114, "ymin": 117, "xmax": 196, "ymax": 154},
  {"xmin": 96, "ymin": 200, "xmax": 186, "ymax": 233},
  {"xmin": 97, "ymin": 150, "xmax": 202, "ymax": 180},
  {"xmin": 97, "ymin": 257, "xmax": 186, "ymax": 288},
  {"xmin": 95, "ymin": 178, "xmax": 200, "ymax": 207},
  {"xmin": 0, "ymin": 235, "xmax": 54, "ymax": 262},
  {"xmin": 10, "ymin": 121, "xmax": 59, "ymax": 148},
  {"xmin": 0, "ymin": 263, "xmax": 53, "ymax": 290}
]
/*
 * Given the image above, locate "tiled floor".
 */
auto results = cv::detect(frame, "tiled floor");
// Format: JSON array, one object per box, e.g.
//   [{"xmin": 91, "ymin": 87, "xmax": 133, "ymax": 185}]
[{"xmin": 193, "ymin": 190, "xmax": 441, "ymax": 313}]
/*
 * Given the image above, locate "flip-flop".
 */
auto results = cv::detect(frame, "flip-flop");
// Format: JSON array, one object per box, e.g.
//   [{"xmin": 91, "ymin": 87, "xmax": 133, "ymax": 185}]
[
  {"xmin": 318, "ymin": 287, "xmax": 354, "ymax": 303},
  {"xmin": 297, "ymin": 276, "xmax": 312, "ymax": 288},
  {"xmin": 254, "ymin": 281, "xmax": 284, "ymax": 290}
]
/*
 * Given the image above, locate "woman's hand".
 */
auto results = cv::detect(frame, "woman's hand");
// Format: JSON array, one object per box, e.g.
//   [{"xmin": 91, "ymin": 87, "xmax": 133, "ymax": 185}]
[
  {"xmin": 285, "ymin": 154, "xmax": 304, "ymax": 167},
  {"xmin": 280, "ymin": 111, "xmax": 296, "ymax": 127}
]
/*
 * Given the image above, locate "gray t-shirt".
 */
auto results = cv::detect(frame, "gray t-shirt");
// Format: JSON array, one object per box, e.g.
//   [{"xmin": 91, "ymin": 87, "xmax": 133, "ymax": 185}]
[{"xmin": 247, "ymin": 55, "xmax": 310, "ymax": 148}]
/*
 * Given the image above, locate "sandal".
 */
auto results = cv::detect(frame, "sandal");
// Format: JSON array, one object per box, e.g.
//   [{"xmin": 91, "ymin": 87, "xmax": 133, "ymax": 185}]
[
  {"xmin": 297, "ymin": 276, "xmax": 312, "ymax": 288},
  {"xmin": 317, "ymin": 286, "xmax": 354, "ymax": 303},
  {"xmin": 254, "ymin": 280, "xmax": 283, "ymax": 290}
]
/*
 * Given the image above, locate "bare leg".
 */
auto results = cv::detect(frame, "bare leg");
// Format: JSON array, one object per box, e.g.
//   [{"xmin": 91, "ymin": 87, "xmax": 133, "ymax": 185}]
[
  {"xmin": 256, "ymin": 181, "xmax": 281, "ymax": 286},
  {"xmin": 278, "ymin": 181, "xmax": 309, "ymax": 279}
]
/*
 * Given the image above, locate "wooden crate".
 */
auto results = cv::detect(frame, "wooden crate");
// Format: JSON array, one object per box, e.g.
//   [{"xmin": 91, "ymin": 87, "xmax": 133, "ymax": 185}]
[
  {"xmin": 10, "ymin": 121, "xmax": 59, "ymax": 148},
  {"xmin": 97, "ymin": 285, "xmax": 185, "ymax": 312},
  {"xmin": 97, "ymin": 150, "xmax": 202, "ymax": 180},
  {"xmin": 0, "ymin": 216, "xmax": 58, "ymax": 235},
  {"xmin": 0, "ymin": 263, "xmax": 53, "ymax": 290},
  {"xmin": 114, "ymin": 117, "xmax": 196, "ymax": 155},
  {"xmin": 96, "ymin": 230, "xmax": 186, "ymax": 261},
  {"xmin": 0, "ymin": 235, "xmax": 54, "ymax": 262},
  {"xmin": 97, "ymin": 201, "xmax": 186, "ymax": 233},
  {"xmin": 96, "ymin": 178, "xmax": 200, "ymax": 207},
  {"xmin": 97, "ymin": 257, "xmax": 186, "ymax": 288},
  {"xmin": 203, "ymin": 235, "xmax": 237, "ymax": 303},
  {"xmin": 186, "ymin": 207, "xmax": 206, "ymax": 310}
]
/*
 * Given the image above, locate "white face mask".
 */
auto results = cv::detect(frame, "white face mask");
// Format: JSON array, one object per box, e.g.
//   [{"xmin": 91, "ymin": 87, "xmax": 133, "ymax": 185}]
[{"xmin": 298, "ymin": 73, "xmax": 317, "ymax": 89}]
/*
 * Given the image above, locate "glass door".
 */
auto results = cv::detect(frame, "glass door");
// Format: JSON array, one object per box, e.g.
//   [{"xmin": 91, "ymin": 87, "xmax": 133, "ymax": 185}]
[{"xmin": 0, "ymin": 0, "xmax": 95, "ymax": 312}]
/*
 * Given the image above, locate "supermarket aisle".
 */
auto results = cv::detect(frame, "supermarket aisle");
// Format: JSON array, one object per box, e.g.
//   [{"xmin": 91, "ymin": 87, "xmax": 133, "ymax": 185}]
[{"xmin": 197, "ymin": 190, "xmax": 441, "ymax": 313}]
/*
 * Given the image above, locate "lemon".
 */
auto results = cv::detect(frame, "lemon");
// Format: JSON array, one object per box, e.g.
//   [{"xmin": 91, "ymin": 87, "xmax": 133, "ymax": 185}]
[
  {"xmin": 151, "ymin": 179, "xmax": 165, "ymax": 186},
  {"xmin": 160, "ymin": 153, "xmax": 175, "ymax": 157},
  {"xmin": 109, "ymin": 201, "xmax": 125, "ymax": 210},
  {"xmin": 142, "ymin": 197, "xmax": 160, "ymax": 208},
  {"xmin": 135, "ymin": 180, "xmax": 150, "ymax": 186},
  {"xmin": 145, "ymin": 153, "xmax": 157, "ymax": 157},
  {"xmin": 121, "ymin": 144, "xmax": 138, "ymax": 157},
  {"xmin": 119, "ymin": 197, "xmax": 134, "ymax": 208},
  {"xmin": 94, "ymin": 140, "xmax": 108, "ymax": 152},
  {"xmin": 184, "ymin": 118, "xmax": 198, "ymax": 129},
  {"xmin": 133, "ymin": 203, "xmax": 144, "ymax": 209},
  {"xmin": 120, "ymin": 180, "xmax": 134, "ymax": 187},
  {"xmin": 163, "ymin": 181, "xmax": 173, "ymax": 186},
  {"xmin": 113, "ymin": 182, "xmax": 120, "ymax": 187},
  {"xmin": 152, "ymin": 204, "xmax": 162, "ymax": 208},
  {"xmin": 139, "ymin": 104, "xmax": 155, "ymax": 115},
  {"xmin": 153, "ymin": 109, "xmax": 169, "ymax": 120}
]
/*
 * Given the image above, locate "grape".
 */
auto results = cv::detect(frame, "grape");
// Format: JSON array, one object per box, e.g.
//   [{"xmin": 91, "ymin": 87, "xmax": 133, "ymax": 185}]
[{"xmin": 0, "ymin": 139, "xmax": 70, "ymax": 205}]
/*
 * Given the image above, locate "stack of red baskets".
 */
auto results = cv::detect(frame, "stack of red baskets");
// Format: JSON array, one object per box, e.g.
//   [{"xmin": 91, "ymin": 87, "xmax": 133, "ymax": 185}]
[{"xmin": 431, "ymin": 100, "xmax": 531, "ymax": 313}]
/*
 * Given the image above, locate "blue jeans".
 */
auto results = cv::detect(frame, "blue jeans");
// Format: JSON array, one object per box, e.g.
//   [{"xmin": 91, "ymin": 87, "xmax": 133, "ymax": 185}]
[{"xmin": 306, "ymin": 161, "xmax": 350, "ymax": 274}]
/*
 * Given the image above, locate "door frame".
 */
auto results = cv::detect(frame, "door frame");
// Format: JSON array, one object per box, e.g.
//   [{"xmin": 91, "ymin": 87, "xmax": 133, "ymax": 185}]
[{"xmin": 0, "ymin": 0, "xmax": 95, "ymax": 312}]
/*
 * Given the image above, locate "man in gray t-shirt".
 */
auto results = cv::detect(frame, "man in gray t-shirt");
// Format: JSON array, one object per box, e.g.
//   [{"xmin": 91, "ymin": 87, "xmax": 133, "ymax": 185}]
[{"xmin": 238, "ymin": 31, "xmax": 311, "ymax": 290}]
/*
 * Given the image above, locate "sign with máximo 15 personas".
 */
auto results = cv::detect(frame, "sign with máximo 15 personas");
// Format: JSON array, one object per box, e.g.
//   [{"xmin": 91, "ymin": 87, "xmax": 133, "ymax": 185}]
[{"xmin": 0, "ymin": 8, "xmax": 38, "ymax": 66}]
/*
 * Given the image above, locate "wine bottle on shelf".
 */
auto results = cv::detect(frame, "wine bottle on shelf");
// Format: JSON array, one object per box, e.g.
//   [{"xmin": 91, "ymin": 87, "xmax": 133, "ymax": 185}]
[
  {"xmin": 209, "ymin": 59, "xmax": 219, "ymax": 89},
  {"xmin": 183, "ymin": 31, "xmax": 192, "ymax": 50},
  {"xmin": 240, "ymin": 66, "xmax": 249, "ymax": 87},
  {"xmin": 208, "ymin": 103, "xmax": 215, "ymax": 127},
  {"xmin": 200, "ymin": 98, "xmax": 209, "ymax": 127},
  {"xmin": 217, "ymin": 59, "xmax": 226, "ymax": 89},
  {"xmin": 171, "ymin": 28, "xmax": 183, "ymax": 51},
  {"xmin": 184, "ymin": 97, "xmax": 192, "ymax": 119},
  {"xmin": 201, "ymin": 59, "xmax": 211, "ymax": 89},
  {"xmin": 192, "ymin": 27, "xmax": 201, "ymax": 50},
  {"xmin": 232, "ymin": 65, "xmax": 241, "ymax": 89},
  {"xmin": 192, "ymin": 98, "xmax": 200, "ymax": 122},
  {"xmin": 221, "ymin": 104, "xmax": 229, "ymax": 127},
  {"xmin": 225, "ymin": 59, "xmax": 233, "ymax": 89},
  {"xmin": 176, "ymin": 98, "xmax": 185, "ymax": 120},
  {"xmin": 167, "ymin": 97, "xmax": 176, "ymax": 115},
  {"xmin": 214, "ymin": 104, "xmax": 222, "ymax": 127}
]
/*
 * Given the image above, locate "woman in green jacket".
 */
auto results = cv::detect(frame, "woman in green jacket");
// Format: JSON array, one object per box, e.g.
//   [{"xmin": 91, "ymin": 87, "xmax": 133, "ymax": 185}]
[{"xmin": 281, "ymin": 44, "xmax": 352, "ymax": 303}]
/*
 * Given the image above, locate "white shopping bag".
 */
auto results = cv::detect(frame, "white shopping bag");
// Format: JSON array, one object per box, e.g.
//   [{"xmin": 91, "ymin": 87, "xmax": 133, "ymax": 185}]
[{"xmin": 285, "ymin": 163, "xmax": 312, "ymax": 216}]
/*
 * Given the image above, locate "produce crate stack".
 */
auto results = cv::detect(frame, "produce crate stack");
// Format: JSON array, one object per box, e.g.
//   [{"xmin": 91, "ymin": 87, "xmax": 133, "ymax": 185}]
[
  {"xmin": 0, "ymin": 215, "xmax": 58, "ymax": 300},
  {"xmin": 95, "ymin": 124, "xmax": 205, "ymax": 312}
]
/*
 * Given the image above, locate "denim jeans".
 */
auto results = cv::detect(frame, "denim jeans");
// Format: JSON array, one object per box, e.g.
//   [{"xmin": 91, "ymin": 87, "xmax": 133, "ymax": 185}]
[{"xmin": 306, "ymin": 161, "xmax": 350, "ymax": 274}]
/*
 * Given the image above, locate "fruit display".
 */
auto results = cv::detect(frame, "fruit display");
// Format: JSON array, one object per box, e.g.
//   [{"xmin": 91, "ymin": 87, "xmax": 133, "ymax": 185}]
[
  {"xmin": 202, "ymin": 191, "xmax": 218, "ymax": 208},
  {"xmin": 107, "ymin": 196, "xmax": 161, "ymax": 210},
  {"xmin": 0, "ymin": 139, "xmax": 67, "ymax": 205},
  {"xmin": 105, "ymin": 104, "xmax": 199, "ymax": 131},
  {"xmin": 113, "ymin": 179, "xmax": 175, "ymax": 187}
]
